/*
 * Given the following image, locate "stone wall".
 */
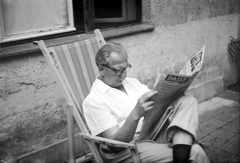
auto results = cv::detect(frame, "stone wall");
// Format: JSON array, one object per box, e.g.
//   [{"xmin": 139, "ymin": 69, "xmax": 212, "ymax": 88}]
[{"xmin": 0, "ymin": 0, "xmax": 239, "ymax": 162}]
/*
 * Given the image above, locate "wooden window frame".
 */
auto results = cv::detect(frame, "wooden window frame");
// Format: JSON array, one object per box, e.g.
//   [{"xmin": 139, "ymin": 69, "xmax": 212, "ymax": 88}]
[
  {"xmin": 94, "ymin": 0, "xmax": 127, "ymax": 23},
  {"xmin": 84, "ymin": 0, "xmax": 142, "ymax": 32},
  {"xmin": 0, "ymin": 0, "xmax": 75, "ymax": 43}
]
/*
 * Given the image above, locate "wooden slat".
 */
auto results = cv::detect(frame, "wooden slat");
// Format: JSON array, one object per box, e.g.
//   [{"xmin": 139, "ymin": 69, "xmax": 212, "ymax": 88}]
[
  {"xmin": 73, "ymin": 42, "xmax": 92, "ymax": 96},
  {"xmin": 66, "ymin": 43, "xmax": 89, "ymax": 99},
  {"xmin": 85, "ymin": 140, "xmax": 104, "ymax": 163},
  {"xmin": 90, "ymin": 37, "xmax": 102, "ymax": 56},
  {"xmin": 78, "ymin": 41, "xmax": 96, "ymax": 85},
  {"xmin": 85, "ymin": 39, "xmax": 99, "ymax": 78},
  {"xmin": 48, "ymin": 47, "xmax": 88, "ymax": 131},
  {"xmin": 81, "ymin": 133, "xmax": 136, "ymax": 149},
  {"xmin": 50, "ymin": 46, "xmax": 90, "ymax": 128},
  {"xmin": 94, "ymin": 29, "xmax": 106, "ymax": 45},
  {"xmin": 67, "ymin": 105, "xmax": 76, "ymax": 163},
  {"xmin": 38, "ymin": 44, "xmax": 70, "ymax": 104},
  {"xmin": 61, "ymin": 44, "xmax": 85, "ymax": 103},
  {"xmin": 49, "ymin": 47, "xmax": 81, "ymax": 111}
]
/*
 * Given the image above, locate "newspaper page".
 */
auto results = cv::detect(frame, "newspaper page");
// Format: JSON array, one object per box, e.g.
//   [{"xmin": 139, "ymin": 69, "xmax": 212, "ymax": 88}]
[
  {"xmin": 179, "ymin": 46, "xmax": 205, "ymax": 76},
  {"xmin": 137, "ymin": 46, "xmax": 205, "ymax": 141}
]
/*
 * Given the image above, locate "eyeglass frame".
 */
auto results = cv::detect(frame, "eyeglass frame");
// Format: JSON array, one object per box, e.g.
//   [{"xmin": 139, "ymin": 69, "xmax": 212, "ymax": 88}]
[{"xmin": 99, "ymin": 63, "xmax": 132, "ymax": 75}]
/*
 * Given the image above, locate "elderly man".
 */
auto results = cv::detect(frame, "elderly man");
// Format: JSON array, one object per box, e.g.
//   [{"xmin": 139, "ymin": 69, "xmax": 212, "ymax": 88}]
[{"xmin": 83, "ymin": 43, "xmax": 210, "ymax": 163}]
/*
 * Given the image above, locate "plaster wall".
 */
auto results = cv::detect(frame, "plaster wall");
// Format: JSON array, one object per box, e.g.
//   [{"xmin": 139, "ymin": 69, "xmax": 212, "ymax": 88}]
[
  {"xmin": 143, "ymin": 0, "xmax": 239, "ymax": 26},
  {"xmin": 109, "ymin": 14, "xmax": 239, "ymax": 89},
  {"xmin": 0, "ymin": 0, "xmax": 239, "ymax": 162},
  {"xmin": 0, "ymin": 53, "xmax": 70, "ymax": 161}
]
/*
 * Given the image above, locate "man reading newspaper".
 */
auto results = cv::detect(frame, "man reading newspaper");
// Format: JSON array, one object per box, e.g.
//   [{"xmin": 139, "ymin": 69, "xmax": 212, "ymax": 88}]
[{"xmin": 83, "ymin": 43, "xmax": 209, "ymax": 163}]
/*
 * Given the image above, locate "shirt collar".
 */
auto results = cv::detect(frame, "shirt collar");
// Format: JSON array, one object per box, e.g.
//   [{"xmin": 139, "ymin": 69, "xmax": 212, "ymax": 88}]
[{"xmin": 95, "ymin": 77, "xmax": 127, "ymax": 93}]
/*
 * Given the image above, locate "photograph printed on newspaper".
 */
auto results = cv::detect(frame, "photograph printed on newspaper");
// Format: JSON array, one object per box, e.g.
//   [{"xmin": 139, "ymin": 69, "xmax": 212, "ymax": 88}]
[{"xmin": 137, "ymin": 46, "xmax": 205, "ymax": 141}]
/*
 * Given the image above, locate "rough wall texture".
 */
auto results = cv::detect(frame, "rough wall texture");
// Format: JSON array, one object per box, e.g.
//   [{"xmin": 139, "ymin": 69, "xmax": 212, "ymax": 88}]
[
  {"xmin": 109, "ymin": 14, "xmax": 239, "ymax": 89},
  {"xmin": 0, "ymin": 0, "xmax": 239, "ymax": 162},
  {"xmin": 143, "ymin": 0, "xmax": 239, "ymax": 26},
  {"xmin": 0, "ymin": 53, "xmax": 69, "ymax": 161}
]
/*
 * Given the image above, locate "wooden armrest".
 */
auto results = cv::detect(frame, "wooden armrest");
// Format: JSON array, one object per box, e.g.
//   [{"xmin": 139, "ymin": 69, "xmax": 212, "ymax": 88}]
[{"xmin": 80, "ymin": 133, "xmax": 136, "ymax": 149}]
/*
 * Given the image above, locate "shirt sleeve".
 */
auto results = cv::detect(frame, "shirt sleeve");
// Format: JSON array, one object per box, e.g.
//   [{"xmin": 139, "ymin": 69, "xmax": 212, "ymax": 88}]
[{"xmin": 83, "ymin": 96, "xmax": 118, "ymax": 136}]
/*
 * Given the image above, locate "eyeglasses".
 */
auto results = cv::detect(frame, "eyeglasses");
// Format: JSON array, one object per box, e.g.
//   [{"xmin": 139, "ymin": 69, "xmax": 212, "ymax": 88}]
[{"xmin": 101, "ymin": 64, "xmax": 132, "ymax": 75}]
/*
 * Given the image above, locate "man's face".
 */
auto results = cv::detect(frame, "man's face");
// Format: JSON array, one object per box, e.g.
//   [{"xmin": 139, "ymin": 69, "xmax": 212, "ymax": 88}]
[{"xmin": 100, "ymin": 52, "xmax": 129, "ymax": 87}]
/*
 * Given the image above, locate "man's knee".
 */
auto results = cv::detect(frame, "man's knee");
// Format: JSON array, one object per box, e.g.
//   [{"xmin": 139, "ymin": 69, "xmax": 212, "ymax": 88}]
[{"xmin": 179, "ymin": 95, "xmax": 198, "ymax": 108}]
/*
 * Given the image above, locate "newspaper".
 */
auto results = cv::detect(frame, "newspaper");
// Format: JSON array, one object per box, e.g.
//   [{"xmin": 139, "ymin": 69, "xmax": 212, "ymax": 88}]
[{"xmin": 137, "ymin": 46, "xmax": 205, "ymax": 141}]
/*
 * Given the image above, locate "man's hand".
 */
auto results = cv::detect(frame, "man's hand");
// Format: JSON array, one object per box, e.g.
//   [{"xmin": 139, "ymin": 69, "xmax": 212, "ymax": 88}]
[{"xmin": 131, "ymin": 90, "xmax": 158, "ymax": 120}]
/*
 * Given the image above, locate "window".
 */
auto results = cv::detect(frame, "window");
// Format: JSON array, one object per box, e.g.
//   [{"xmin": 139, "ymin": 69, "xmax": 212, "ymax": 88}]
[
  {"xmin": 95, "ymin": 0, "xmax": 125, "ymax": 22},
  {"xmin": 94, "ymin": 0, "xmax": 137, "ymax": 23},
  {"xmin": 0, "ymin": 0, "xmax": 75, "ymax": 43},
  {"xmin": 0, "ymin": 0, "xmax": 141, "ymax": 44}
]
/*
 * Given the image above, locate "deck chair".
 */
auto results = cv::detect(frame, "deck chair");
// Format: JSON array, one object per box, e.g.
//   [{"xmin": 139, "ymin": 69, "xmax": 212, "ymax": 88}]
[{"xmin": 36, "ymin": 29, "xmax": 141, "ymax": 163}]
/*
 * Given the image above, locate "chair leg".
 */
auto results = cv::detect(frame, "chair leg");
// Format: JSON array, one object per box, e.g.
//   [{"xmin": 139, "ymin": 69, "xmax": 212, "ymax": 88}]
[
  {"xmin": 130, "ymin": 142, "xmax": 141, "ymax": 163},
  {"xmin": 85, "ymin": 140, "xmax": 105, "ymax": 163},
  {"xmin": 130, "ymin": 148, "xmax": 141, "ymax": 163},
  {"xmin": 67, "ymin": 105, "xmax": 76, "ymax": 163}
]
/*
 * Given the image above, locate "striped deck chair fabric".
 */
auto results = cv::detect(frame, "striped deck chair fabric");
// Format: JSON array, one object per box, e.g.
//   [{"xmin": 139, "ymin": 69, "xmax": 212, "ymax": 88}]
[{"xmin": 37, "ymin": 29, "xmax": 141, "ymax": 163}]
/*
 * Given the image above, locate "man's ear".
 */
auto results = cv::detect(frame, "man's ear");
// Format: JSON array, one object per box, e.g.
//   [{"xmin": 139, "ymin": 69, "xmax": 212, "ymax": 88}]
[
  {"xmin": 97, "ymin": 65, "xmax": 103, "ymax": 71},
  {"xmin": 98, "ymin": 65, "xmax": 105, "ymax": 76}
]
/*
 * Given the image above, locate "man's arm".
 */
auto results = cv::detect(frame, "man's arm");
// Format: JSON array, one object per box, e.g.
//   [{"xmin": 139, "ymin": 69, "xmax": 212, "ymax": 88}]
[{"xmin": 101, "ymin": 90, "xmax": 158, "ymax": 143}]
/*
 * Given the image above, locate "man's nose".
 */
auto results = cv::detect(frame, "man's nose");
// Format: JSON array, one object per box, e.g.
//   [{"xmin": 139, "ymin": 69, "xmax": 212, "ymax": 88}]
[{"xmin": 119, "ymin": 70, "xmax": 127, "ymax": 78}]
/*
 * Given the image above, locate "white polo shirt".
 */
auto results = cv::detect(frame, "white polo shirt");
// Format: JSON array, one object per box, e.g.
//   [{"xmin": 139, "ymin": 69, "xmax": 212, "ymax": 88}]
[{"xmin": 83, "ymin": 77, "xmax": 149, "ymax": 136}]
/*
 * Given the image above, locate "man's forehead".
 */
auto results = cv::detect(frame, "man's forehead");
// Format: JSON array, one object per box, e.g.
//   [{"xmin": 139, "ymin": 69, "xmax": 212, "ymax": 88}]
[{"xmin": 109, "ymin": 52, "xmax": 128, "ymax": 65}]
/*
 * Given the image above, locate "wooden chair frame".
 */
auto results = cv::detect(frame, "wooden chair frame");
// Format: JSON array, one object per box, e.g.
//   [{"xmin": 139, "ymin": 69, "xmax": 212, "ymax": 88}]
[{"xmin": 36, "ymin": 29, "xmax": 141, "ymax": 163}]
